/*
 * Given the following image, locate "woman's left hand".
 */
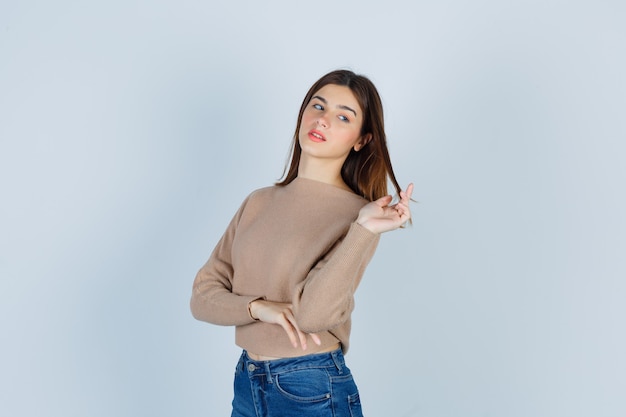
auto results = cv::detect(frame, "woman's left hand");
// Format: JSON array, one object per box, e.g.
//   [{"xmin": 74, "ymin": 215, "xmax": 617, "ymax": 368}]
[{"xmin": 356, "ymin": 183, "xmax": 413, "ymax": 234}]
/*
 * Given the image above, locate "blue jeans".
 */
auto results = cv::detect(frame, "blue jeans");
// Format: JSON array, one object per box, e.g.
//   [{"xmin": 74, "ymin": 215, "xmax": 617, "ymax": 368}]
[{"xmin": 231, "ymin": 348, "xmax": 364, "ymax": 417}]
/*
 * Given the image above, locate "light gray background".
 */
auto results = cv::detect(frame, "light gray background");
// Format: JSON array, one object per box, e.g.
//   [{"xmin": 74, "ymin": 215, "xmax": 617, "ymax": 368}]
[{"xmin": 1, "ymin": 1, "xmax": 625, "ymax": 416}]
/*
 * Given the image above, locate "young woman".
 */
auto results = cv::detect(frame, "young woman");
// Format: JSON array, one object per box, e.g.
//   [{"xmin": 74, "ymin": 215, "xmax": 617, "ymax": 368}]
[{"xmin": 191, "ymin": 69, "xmax": 413, "ymax": 417}]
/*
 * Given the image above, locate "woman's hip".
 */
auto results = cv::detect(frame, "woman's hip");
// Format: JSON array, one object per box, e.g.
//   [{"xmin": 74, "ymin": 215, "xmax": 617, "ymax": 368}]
[{"xmin": 232, "ymin": 348, "xmax": 363, "ymax": 417}]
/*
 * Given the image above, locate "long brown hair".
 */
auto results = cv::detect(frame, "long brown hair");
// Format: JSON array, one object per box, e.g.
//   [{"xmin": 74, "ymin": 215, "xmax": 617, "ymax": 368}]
[{"xmin": 277, "ymin": 69, "xmax": 402, "ymax": 202}]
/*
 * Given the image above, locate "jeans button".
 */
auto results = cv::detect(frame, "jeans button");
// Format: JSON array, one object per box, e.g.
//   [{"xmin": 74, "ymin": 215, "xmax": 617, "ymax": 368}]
[{"xmin": 247, "ymin": 364, "xmax": 256, "ymax": 372}]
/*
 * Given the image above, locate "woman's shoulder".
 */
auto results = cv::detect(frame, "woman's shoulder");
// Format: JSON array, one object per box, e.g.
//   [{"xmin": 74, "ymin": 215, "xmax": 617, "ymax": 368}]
[
  {"xmin": 236, "ymin": 184, "xmax": 282, "ymax": 212},
  {"xmin": 246, "ymin": 183, "xmax": 281, "ymax": 201}
]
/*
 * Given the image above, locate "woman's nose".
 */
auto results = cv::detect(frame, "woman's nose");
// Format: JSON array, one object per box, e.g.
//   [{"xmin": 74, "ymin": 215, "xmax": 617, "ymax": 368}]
[{"xmin": 316, "ymin": 116, "xmax": 329, "ymax": 128}]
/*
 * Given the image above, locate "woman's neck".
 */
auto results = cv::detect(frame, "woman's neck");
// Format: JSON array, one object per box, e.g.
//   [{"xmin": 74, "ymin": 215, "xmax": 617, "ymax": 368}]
[{"xmin": 297, "ymin": 156, "xmax": 350, "ymax": 191}]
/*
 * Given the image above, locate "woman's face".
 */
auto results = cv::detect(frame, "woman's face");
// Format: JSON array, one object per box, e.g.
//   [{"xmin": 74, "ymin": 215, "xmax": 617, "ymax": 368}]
[{"xmin": 298, "ymin": 84, "xmax": 368, "ymax": 163}]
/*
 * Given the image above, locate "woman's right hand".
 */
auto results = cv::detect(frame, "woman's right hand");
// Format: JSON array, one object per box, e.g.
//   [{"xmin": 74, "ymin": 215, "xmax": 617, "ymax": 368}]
[{"xmin": 249, "ymin": 300, "xmax": 322, "ymax": 351}]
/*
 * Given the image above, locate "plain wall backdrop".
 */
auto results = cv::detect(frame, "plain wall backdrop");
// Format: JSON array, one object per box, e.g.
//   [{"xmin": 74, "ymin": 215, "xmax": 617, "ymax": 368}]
[{"xmin": 1, "ymin": 1, "xmax": 625, "ymax": 416}]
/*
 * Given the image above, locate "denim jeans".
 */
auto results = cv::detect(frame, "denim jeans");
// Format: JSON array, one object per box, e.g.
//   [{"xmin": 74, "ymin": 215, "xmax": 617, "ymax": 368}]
[{"xmin": 231, "ymin": 348, "xmax": 364, "ymax": 417}]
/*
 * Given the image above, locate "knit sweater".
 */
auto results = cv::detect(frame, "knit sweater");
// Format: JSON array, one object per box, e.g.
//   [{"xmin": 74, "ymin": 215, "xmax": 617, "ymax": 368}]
[{"xmin": 190, "ymin": 177, "xmax": 380, "ymax": 357}]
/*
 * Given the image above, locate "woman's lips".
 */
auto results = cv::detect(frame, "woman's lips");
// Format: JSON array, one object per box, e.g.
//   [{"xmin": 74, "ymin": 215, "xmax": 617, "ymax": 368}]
[{"xmin": 308, "ymin": 130, "xmax": 326, "ymax": 142}]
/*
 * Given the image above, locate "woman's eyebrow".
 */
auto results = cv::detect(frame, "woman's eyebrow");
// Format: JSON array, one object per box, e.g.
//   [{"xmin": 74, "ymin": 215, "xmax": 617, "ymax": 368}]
[{"xmin": 312, "ymin": 95, "xmax": 358, "ymax": 117}]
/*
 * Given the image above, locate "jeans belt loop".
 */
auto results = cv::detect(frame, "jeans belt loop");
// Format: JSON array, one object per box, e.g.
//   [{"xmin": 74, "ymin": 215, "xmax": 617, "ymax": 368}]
[
  {"xmin": 264, "ymin": 361, "xmax": 273, "ymax": 384},
  {"xmin": 331, "ymin": 350, "xmax": 343, "ymax": 374}
]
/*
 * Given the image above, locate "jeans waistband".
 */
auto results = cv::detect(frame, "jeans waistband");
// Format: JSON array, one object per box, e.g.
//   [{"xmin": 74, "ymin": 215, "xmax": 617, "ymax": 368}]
[{"xmin": 241, "ymin": 348, "xmax": 346, "ymax": 382}]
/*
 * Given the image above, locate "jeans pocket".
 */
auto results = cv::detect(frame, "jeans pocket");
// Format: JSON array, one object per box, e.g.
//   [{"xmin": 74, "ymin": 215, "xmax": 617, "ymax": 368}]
[{"xmin": 274, "ymin": 368, "xmax": 331, "ymax": 402}]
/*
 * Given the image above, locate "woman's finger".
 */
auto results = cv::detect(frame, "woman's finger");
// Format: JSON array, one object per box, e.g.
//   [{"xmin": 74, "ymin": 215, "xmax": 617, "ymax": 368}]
[
  {"xmin": 282, "ymin": 312, "xmax": 322, "ymax": 350},
  {"xmin": 287, "ymin": 314, "xmax": 309, "ymax": 350},
  {"xmin": 277, "ymin": 314, "xmax": 299, "ymax": 348},
  {"xmin": 310, "ymin": 333, "xmax": 322, "ymax": 346},
  {"xmin": 400, "ymin": 183, "xmax": 413, "ymax": 203},
  {"xmin": 406, "ymin": 183, "xmax": 414, "ymax": 200},
  {"xmin": 283, "ymin": 310, "xmax": 311, "ymax": 350}
]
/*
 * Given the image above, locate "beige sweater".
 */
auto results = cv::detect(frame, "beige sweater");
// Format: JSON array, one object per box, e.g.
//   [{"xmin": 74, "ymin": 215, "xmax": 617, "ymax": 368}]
[{"xmin": 190, "ymin": 177, "xmax": 380, "ymax": 357}]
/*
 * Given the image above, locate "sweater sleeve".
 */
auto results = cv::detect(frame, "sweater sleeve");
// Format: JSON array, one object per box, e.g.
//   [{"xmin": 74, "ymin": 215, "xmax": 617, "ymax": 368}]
[
  {"xmin": 291, "ymin": 222, "xmax": 380, "ymax": 333},
  {"xmin": 190, "ymin": 197, "xmax": 261, "ymax": 326}
]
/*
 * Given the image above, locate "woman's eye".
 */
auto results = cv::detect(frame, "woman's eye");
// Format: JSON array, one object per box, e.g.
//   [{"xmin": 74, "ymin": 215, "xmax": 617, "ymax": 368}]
[
  {"xmin": 338, "ymin": 115, "xmax": 349, "ymax": 122},
  {"xmin": 313, "ymin": 103, "xmax": 323, "ymax": 110}
]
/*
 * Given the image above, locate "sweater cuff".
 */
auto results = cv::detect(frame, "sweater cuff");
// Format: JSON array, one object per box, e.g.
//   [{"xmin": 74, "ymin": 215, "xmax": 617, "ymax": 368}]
[
  {"xmin": 247, "ymin": 296, "xmax": 266, "ymax": 321},
  {"xmin": 332, "ymin": 222, "xmax": 379, "ymax": 264},
  {"xmin": 348, "ymin": 221, "xmax": 379, "ymax": 245}
]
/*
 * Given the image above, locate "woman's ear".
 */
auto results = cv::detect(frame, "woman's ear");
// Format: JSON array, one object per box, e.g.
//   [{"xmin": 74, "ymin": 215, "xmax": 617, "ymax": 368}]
[{"xmin": 354, "ymin": 133, "xmax": 372, "ymax": 152}]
